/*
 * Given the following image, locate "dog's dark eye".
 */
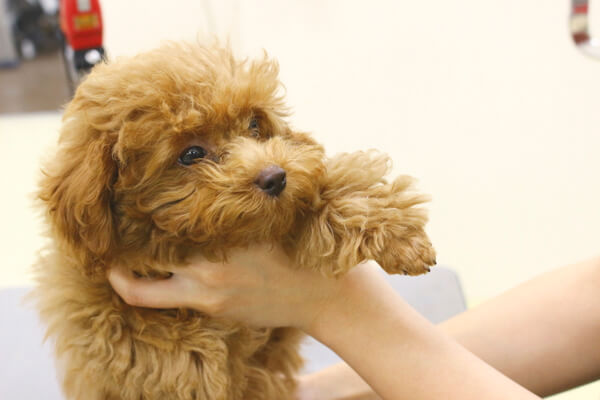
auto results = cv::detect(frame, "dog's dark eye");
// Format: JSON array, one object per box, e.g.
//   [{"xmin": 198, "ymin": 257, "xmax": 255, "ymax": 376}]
[
  {"xmin": 249, "ymin": 118, "xmax": 259, "ymax": 130},
  {"xmin": 178, "ymin": 146, "xmax": 206, "ymax": 165},
  {"xmin": 249, "ymin": 118, "xmax": 260, "ymax": 137}
]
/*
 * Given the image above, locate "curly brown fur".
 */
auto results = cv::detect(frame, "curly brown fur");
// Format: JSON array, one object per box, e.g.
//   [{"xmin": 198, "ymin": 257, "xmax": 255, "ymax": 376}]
[{"xmin": 33, "ymin": 42, "xmax": 436, "ymax": 400}]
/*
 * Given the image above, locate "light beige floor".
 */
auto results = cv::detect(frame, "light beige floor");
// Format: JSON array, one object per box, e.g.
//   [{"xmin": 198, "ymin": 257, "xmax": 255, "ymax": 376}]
[{"xmin": 0, "ymin": 113, "xmax": 60, "ymax": 287}]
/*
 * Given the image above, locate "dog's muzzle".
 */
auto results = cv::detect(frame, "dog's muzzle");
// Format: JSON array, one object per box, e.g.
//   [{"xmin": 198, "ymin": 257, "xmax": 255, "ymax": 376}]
[{"xmin": 255, "ymin": 165, "xmax": 287, "ymax": 197}]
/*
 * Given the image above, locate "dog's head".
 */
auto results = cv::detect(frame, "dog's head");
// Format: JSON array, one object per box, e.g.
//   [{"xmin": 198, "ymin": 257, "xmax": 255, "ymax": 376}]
[{"xmin": 40, "ymin": 43, "xmax": 325, "ymax": 274}]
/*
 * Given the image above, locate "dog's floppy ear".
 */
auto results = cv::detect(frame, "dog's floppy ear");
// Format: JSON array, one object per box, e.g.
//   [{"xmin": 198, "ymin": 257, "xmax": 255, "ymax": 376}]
[{"xmin": 39, "ymin": 117, "xmax": 117, "ymax": 273}]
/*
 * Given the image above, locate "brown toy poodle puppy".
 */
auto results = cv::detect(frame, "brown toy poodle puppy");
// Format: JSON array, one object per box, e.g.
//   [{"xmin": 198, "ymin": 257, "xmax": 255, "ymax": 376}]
[{"xmin": 34, "ymin": 42, "xmax": 436, "ymax": 400}]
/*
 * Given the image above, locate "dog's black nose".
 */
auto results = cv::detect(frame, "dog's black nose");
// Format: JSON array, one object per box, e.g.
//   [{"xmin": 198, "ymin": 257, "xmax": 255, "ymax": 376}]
[{"xmin": 255, "ymin": 165, "xmax": 287, "ymax": 197}]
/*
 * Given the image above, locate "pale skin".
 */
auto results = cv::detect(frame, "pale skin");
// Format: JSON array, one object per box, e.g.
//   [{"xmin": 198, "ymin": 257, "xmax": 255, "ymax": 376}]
[{"xmin": 108, "ymin": 248, "xmax": 600, "ymax": 400}]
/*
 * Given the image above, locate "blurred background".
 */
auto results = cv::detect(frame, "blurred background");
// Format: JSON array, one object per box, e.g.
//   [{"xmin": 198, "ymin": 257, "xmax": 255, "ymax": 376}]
[{"xmin": 1, "ymin": 1, "xmax": 599, "ymax": 398}]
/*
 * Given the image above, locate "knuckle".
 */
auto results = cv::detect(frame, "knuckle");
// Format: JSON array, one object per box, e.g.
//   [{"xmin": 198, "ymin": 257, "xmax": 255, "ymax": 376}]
[
  {"xmin": 203, "ymin": 296, "xmax": 228, "ymax": 315},
  {"xmin": 201, "ymin": 267, "xmax": 229, "ymax": 288},
  {"xmin": 121, "ymin": 289, "xmax": 142, "ymax": 306}
]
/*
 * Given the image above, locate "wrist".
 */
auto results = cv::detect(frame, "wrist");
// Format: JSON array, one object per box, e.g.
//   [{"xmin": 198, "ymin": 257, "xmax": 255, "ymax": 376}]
[{"xmin": 303, "ymin": 262, "xmax": 389, "ymax": 343}]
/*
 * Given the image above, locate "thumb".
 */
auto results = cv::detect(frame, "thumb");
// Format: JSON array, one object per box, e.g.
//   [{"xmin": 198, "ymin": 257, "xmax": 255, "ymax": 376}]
[{"xmin": 108, "ymin": 266, "xmax": 187, "ymax": 309}]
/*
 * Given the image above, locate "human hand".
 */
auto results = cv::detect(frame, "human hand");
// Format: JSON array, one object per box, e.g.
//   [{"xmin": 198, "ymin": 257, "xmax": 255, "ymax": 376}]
[{"xmin": 108, "ymin": 244, "xmax": 370, "ymax": 330}]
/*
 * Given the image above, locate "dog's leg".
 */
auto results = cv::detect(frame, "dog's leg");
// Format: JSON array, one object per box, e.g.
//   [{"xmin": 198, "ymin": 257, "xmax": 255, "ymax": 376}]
[{"xmin": 292, "ymin": 151, "xmax": 436, "ymax": 276}]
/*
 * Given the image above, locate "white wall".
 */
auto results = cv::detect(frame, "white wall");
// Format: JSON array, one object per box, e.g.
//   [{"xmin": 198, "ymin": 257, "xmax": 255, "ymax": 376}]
[{"xmin": 1, "ymin": 1, "xmax": 599, "ymax": 396}]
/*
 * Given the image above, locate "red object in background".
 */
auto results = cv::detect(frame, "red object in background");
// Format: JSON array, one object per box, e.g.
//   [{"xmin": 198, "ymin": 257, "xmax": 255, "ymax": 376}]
[{"xmin": 60, "ymin": 0, "xmax": 103, "ymax": 50}]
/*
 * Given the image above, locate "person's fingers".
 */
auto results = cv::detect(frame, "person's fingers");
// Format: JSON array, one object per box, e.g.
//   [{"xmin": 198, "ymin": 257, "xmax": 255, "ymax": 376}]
[{"xmin": 108, "ymin": 266, "xmax": 189, "ymax": 309}]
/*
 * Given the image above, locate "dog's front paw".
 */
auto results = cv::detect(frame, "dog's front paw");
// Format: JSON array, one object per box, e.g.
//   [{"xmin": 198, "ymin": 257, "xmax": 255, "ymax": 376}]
[
  {"xmin": 372, "ymin": 227, "xmax": 436, "ymax": 276},
  {"xmin": 344, "ymin": 172, "xmax": 437, "ymax": 276},
  {"xmin": 291, "ymin": 151, "xmax": 436, "ymax": 277}
]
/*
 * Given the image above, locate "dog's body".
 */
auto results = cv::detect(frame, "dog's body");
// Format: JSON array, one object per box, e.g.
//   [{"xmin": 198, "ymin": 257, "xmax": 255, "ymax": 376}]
[{"xmin": 34, "ymin": 43, "xmax": 436, "ymax": 399}]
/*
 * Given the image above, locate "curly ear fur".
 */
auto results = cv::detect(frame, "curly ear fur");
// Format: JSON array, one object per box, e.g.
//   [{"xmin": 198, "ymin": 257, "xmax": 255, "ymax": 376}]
[{"xmin": 39, "ymin": 115, "xmax": 117, "ymax": 272}]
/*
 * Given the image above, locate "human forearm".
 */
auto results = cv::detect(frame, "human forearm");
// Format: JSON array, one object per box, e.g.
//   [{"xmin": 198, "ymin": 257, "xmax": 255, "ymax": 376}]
[
  {"xmin": 303, "ymin": 256, "xmax": 600, "ymax": 399},
  {"xmin": 297, "ymin": 363, "xmax": 381, "ymax": 400},
  {"xmin": 440, "ymin": 256, "xmax": 600, "ymax": 396},
  {"xmin": 304, "ymin": 263, "xmax": 539, "ymax": 400}
]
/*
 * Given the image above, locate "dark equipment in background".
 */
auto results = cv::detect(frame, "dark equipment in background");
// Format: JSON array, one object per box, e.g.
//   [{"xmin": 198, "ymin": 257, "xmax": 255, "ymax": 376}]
[{"xmin": 8, "ymin": 0, "xmax": 61, "ymax": 61}]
